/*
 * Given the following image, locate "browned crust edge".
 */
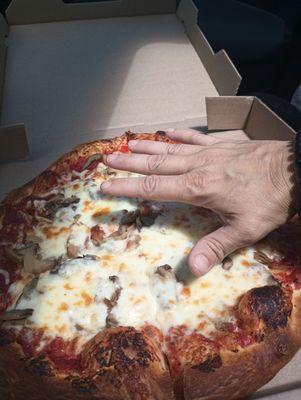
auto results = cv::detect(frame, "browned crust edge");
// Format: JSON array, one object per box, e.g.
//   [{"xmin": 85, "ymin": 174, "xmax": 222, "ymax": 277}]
[
  {"xmin": 0, "ymin": 327, "xmax": 175, "ymax": 400},
  {"xmin": 179, "ymin": 289, "xmax": 301, "ymax": 400},
  {"xmin": 1, "ymin": 131, "xmax": 171, "ymax": 207}
]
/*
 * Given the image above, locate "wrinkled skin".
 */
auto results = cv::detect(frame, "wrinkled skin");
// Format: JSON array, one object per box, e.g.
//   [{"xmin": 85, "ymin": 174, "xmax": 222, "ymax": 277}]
[{"xmin": 101, "ymin": 129, "xmax": 298, "ymax": 276}]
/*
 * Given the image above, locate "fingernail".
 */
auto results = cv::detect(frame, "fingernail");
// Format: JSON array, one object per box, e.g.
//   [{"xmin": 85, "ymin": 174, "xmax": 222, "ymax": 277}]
[
  {"xmin": 106, "ymin": 154, "xmax": 119, "ymax": 163},
  {"xmin": 191, "ymin": 255, "xmax": 210, "ymax": 276},
  {"xmin": 128, "ymin": 140, "xmax": 138, "ymax": 149},
  {"xmin": 101, "ymin": 181, "xmax": 112, "ymax": 191}
]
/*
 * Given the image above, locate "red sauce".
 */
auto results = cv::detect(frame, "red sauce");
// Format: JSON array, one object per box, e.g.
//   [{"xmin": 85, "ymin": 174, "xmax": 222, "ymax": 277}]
[
  {"xmin": 16, "ymin": 328, "xmax": 44, "ymax": 358},
  {"xmin": 274, "ymin": 269, "xmax": 301, "ymax": 290},
  {"xmin": 43, "ymin": 336, "xmax": 81, "ymax": 372},
  {"xmin": 119, "ymin": 144, "xmax": 129, "ymax": 153},
  {"xmin": 165, "ymin": 326, "xmax": 220, "ymax": 378},
  {"xmin": 72, "ymin": 156, "xmax": 101, "ymax": 173},
  {"xmin": 15, "ymin": 328, "xmax": 81, "ymax": 372}
]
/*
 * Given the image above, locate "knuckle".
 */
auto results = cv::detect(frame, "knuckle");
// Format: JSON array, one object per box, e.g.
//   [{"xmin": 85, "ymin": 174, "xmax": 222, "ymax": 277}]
[
  {"xmin": 237, "ymin": 223, "xmax": 259, "ymax": 245},
  {"xmin": 141, "ymin": 175, "xmax": 159, "ymax": 194},
  {"xmin": 205, "ymin": 237, "xmax": 226, "ymax": 261},
  {"xmin": 183, "ymin": 171, "xmax": 207, "ymax": 198},
  {"xmin": 146, "ymin": 154, "xmax": 167, "ymax": 172},
  {"xmin": 166, "ymin": 143, "xmax": 184, "ymax": 155}
]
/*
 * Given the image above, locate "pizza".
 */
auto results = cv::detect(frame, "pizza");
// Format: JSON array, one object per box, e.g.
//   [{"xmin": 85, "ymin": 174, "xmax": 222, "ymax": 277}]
[{"xmin": 0, "ymin": 131, "xmax": 301, "ymax": 400}]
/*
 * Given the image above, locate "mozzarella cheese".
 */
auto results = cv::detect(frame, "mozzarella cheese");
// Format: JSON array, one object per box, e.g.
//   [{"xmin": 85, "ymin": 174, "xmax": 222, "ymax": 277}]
[{"xmin": 7, "ymin": 163, "xmax": 275, "ymax": 349}]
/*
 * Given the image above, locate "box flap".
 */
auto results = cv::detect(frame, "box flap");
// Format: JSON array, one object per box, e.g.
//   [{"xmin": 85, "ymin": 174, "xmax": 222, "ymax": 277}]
[
  {"xmin": 246, "ymin": 98, "xmax": 296, "ymax": 140},
  {"xmin": 0, "ymin": 124, "xmax": 29, "ymax": 162},
  {"xmin": 177, "ymin": 0, "xmax": 241, "ymax": 95},
  {"xmin": 206, "ymin": 96, "xmax": 296, "ymax": 140},
  {"xmin": 6, "ymin": 0, "xmax": 177, "ymax": 25},
  {"xmin": 0, "ymin": 15, "xmax": 8, "ymax": 117},
  {"xmin": 206, "ymin": 96, "xmax": 254, "ymax": 130}
]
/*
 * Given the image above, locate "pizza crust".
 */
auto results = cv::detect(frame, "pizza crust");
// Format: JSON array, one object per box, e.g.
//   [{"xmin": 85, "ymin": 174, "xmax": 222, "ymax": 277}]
[
  {"xmin": 0, "ymin": 326, "xmax": 175, "ymax": 400},
  {"xmin": 180, "ymin": 290, "xmax": 301, "ymax": 400}
]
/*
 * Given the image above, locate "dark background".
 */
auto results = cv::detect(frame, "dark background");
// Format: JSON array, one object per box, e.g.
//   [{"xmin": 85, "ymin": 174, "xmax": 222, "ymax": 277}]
[{"xmin": 1, "ymin": 0, "xmax": 301, "ymax": 129}]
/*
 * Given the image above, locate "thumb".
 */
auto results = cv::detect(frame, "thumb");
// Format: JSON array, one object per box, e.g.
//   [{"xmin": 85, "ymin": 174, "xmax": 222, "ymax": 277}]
[{"xmin": 188, "ymin": 225, "xmax": 240, "ymax": 276}]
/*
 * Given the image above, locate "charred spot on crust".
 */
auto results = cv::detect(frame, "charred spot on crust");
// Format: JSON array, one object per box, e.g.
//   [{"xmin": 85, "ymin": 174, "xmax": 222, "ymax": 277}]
[
  {"xmin": 156, "ymin": 130, "xmax": 166, "ymax": 136},
  {"xmin": 127, "ymin": 132, "xmax": 137, "ymax": 140},
  {"xmin": 96, "ymin": 329, "xmax": 153, "ymax": 371},
  {"xmin": 249, "ymin": 286, "xmax": 292, "ymax": 329},
  {"xmin": 26, "ymin": 356, "xmax": 54, "ymax": 377},
  {"xmin": 192, "ymin": 354, "xmax": 222, "ymax": 373},
  {"xmin": 0, "ymin": 330, "xmax": 13, "ymax": 347},
  {"xmin": 71, "ymin": 377, "xmax": 97, "ymax": 394}
]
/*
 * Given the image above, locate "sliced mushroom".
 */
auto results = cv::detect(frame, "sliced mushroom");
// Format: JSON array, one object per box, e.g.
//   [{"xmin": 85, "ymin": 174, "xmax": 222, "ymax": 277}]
[
  {"xmin": 106, "ymin": 313, "xmax": 118, "ymax": 328},
  {"xmin": 16, "ymin": 277, "xmax": 39, "ymax": 305},
  {"xmin": 254, "ymin": 251, "xmax": 273, "ymax": 265},
  {"xmin": 155, "ymin": 264, "xmax": 174, "ymax": 279},
  {"xmin": 103, "ymin": 275, "xmax": 122, "ymax": 328},
  {"xmin": 108, "ymin": 224, "xmax": 133, "ymax": 241},
  {"xmin": 4, "ymin": 247, "xmax": 24, "ymax": 264},
  {"xmin": 153, "ymin": 265, "xmax": 179, "ymax": 309},
  {"xmin": 120, "ymin": 210, "xmax": 139, "ymax": 226},
  {"xmin": 67, "ymin": 243, "xmax": 81, "ymax": 259},
  {"xmin": 23, "ymin": 245, "xmax": 56, "ymax": 275},
  {"xmin": 45, "ymin": 195, "xmax": 80, "ymax": 219},
  {"xmin": 82, "ymin": 154, "xmax": 103, "ymax": 170},
  {"xmin": 126, "ymin": 235, "xmax": 141, "ymax": 251},
  {"xmin": 222, "ymin": 256, "xmax": 233, "ymax": 271},
  {"xmin": 0, "ymin": 309, "xmax": 33, "ymax": 322}
]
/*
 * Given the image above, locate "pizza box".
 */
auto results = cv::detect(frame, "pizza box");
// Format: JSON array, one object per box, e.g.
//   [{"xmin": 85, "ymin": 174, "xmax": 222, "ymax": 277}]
[
  {"xmin": 0, "ymin": 0, "xmax": 300, "ymax": 398},
  {"xmin": 0, "ymin": 0, "xmax": 241, "ymax": 166}
]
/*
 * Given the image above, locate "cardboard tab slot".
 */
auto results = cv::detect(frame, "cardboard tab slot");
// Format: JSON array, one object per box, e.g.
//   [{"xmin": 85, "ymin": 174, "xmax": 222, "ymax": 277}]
[{"xmin": 178, "ymin": 0, "xmax": 241, "ymax": 96}]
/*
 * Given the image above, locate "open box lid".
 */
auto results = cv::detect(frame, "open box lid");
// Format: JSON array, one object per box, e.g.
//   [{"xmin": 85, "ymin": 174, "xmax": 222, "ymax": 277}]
[{"xmin": 0, "ymin": 0, "xmax": 241, "ymax": 162}]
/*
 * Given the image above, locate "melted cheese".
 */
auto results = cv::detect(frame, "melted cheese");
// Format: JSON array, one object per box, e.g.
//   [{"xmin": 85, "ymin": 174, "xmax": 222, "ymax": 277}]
[{"xmin": 7, "ymin": 163, "xmax": 275, "ymax": 348}]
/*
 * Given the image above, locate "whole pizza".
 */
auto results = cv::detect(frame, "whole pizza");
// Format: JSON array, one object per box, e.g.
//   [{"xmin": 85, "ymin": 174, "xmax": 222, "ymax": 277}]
[{"xmin": 0, "ymin": 131, "xmax": 301, "ymax": 400}]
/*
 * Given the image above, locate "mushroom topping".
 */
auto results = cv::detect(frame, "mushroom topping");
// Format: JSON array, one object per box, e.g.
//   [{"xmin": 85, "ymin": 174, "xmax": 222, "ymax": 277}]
[
  {"xmin": 0, "ymin": 309, "xmax": 33, "ymax": 322},
  {"xmin": 4, "ymin": 247, "xmax": 24, "ymax": 264},
  {"xmin": 16, "ymin": 277, "xmax": 39, "ymax": 305},
  {"xmin": 104, "ymin": 275, "xmax": 122, "ymax": 328},
  {"xmin": 120, "ymin": 202, "xmax": 161, "ymax": 233},
  {"xmin": 108, "ymin": 224, "xmax": 134, "ymax": 241},
  {"xmin": 67, "ymin": 242, "xmax": 81, "ymax": 259},
  {"xmin": 152, "ymin": 265, "xmax": 179, "ymax": 309},
  {"xmin": 254, "ymin": 251, "xmax": 273, "ymax": 266},
  {"xmin": 44, "ymin": 194, "xmax": 80, "ymax": 219},
  {"xmin": 23, "ymin": 244, "xmax": 56, "ymax": 275},
  {"xmin": 126, "ymin": 234, "xmax": 141, "ymax": 251},
  {"xmin": 155, "ymin": 264, "xmax": 175, "ymax": 279},
  {"xmin": 222, "ymin": 256, "xmax": 233, "ymax": 271},
  {"xmin": 120, "ymin": 210, "xmax": 139, "ymax": 226}
]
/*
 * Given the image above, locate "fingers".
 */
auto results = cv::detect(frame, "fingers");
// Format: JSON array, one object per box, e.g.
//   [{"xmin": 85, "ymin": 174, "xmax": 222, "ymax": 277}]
[
  {"xmin": 188, "ymin": 225, "xmax": 242, "ymax": 276},
  {"xmin": 101, "ymin": 174, "xmax": 187, "ymax": 202},
  {"xmin": 128, "ymin": 139, "xmax": 201, "ymax": 156},
  {"xmin": 104, "ymin": 152, "xmax": 194, "ymax": 175},
  {"xmin": 167, "ymin": 129, "xmax": 218, "ymax": 146}
]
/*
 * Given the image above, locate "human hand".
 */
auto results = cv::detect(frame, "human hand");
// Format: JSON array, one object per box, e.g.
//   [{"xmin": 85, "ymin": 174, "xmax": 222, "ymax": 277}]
[{"xmin": 101, "ymin": 130, "xmax": 297, "ymax": 276}]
